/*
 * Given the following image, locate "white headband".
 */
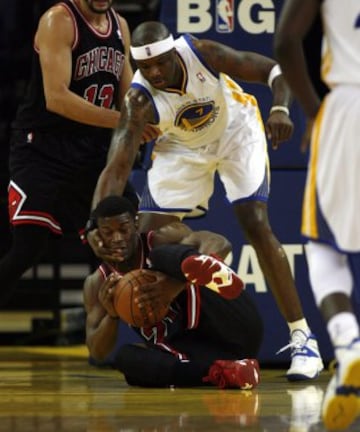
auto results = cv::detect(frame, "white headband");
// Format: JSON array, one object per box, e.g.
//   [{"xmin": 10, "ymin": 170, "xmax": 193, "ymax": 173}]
[{"xmin": 130, "ymin": 35, "xmax": 175, "ymax": 60}]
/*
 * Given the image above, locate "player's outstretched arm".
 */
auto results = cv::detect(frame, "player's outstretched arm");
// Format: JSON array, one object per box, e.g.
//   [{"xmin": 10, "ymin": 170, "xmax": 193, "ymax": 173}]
[
  {"xmin": 152, "ymin": 221, "xmax": 232, "ymax": 259},
  {"xmin": 194, "ymin": 38, "xmax": 293, "ymax": 148},
  {"xmin": 150, "ymin": 222, "xmax": 243, "ymax": 299},
  {"xmin": 92, "ymin": 88, "xmax": 155, "ymax": 208}
]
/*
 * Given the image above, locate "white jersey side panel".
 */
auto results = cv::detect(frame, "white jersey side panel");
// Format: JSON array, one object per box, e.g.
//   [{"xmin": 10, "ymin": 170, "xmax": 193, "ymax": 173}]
[
  {"xmin": 303, "ymin": 85, "xmax": 360, "ymax": 252},
  {"xmin": 321, "ymin": 0, "xmax": 360, "ymax": 87}
]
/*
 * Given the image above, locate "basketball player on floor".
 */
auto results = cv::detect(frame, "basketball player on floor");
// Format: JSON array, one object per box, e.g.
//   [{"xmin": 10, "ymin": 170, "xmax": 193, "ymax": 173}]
[
  {"xmin": 275, "ymin": 0, "xmax": 360, "ymax": 429},
  {"xmin": 84, "ymin": 195, "xmax": 263, "ymax": 389},
  {"xmin": 0, "ymin": 0, "xmax": 157, "ymax": 307},
  {"xmin": 89, "ymin": 21, "xmax": 324, "ymax": 381}
]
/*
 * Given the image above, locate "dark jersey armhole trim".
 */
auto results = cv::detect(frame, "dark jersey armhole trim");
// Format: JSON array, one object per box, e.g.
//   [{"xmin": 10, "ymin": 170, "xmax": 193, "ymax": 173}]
[{"xmin": 182, "ymin": 33, "xmax": 219, "ymax": 79}]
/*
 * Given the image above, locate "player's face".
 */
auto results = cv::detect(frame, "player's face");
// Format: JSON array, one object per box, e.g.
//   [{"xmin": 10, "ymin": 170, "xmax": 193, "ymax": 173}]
[
  {"xmin": 84, "ymin": 0, "xmax": 113, "ymax": 14},
  {"xmin": 136, "ymin": 50, "xmax": 181, "ymax": 90},
  {"xmin": 98, "ymin": 213, "xmax": 138, "ymax": 261}
]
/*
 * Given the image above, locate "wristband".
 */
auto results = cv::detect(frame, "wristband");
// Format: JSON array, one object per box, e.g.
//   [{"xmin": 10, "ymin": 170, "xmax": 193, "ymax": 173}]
[
  {"xmin": 268, "ymin": 64, "xmax": 282, "ymax": 88},
  {"xmin": 270, "ymin": 105, "xmax": 290, "ymax": 116}
]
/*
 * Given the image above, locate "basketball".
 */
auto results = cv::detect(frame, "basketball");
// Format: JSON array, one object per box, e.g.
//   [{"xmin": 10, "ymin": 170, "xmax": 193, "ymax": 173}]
[{"xmin": 113, "ymin": 269, "xmax": 171, "ymax": 328}]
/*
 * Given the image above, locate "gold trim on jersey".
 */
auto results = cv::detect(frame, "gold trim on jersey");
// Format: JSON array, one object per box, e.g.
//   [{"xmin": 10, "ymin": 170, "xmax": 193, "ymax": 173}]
[
  {"xmin": 163, "ymin": 54, "xmax": 188, "ymax": 95},
  {"xmin": 301, "ymin": 101, "xmax": 327, "ymax": 238},
  {"xmin": 222, "ymin": 74, "xmax": 264, "ymax": 129}
]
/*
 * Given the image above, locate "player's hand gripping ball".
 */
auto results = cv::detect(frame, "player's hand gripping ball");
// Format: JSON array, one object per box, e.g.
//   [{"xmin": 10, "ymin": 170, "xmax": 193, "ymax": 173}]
[{"xmin": 113, "ymin": 269, "xmax": 177, "ymax": 328}]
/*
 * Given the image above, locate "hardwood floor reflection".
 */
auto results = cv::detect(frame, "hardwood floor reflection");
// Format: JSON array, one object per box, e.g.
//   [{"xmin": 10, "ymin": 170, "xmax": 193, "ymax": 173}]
[{"xmin": 0, "ymin": 346, "xmax": 359, "ymax": 431}]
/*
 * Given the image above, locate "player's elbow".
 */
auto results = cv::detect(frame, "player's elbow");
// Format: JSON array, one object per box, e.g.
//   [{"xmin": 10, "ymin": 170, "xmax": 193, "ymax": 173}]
[
  {"xmin": 217, "ymin": 238, "xmax": 232, "ymax": 260},
  {"xmin": 44, "ymin": 92, "xmax": 65, "ymax": 114},
  {"xmin": 89, "ymin": 348, "xmax": 108, "ymax": 363},
  {"xmin": 273, "ymin": 32, "xmax": 297, "ymax": 63},
  {"xmin": 86, "ymin": 336, "xmax": 111, "ymax": 363},
  {"xmin": 43, "ymin": 84, "xmax": 69, "ymax": 115},
  {"xmin": 223, "ymin": 239, "xmax": 232, "ymax": 256}
]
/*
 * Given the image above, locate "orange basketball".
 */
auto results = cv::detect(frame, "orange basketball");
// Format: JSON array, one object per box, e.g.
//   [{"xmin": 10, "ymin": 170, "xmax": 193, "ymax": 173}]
[{"xmin": 113, "ymin": 269, "xmax": 170, "ymax": 328}]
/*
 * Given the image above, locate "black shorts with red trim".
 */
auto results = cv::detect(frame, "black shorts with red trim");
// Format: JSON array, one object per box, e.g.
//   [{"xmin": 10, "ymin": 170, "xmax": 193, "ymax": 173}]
[{"xmin": 8, "ymin": 129, "xmax": 138, "ymax": 236}]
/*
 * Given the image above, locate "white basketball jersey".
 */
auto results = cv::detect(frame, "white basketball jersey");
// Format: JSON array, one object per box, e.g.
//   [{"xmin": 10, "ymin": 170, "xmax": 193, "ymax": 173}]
[
  {"xmin": 321, "ymin": 0, "xmax": 360, "ymax": 87},
  {"xmin": 131, "ymin": 34, "xmax": 256, "ymax": 149}
]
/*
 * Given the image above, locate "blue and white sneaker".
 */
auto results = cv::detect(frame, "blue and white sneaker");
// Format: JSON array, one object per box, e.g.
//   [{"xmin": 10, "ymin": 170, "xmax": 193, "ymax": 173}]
[
  {"xmin": 277, "ymin": 330, "xmax": 324, "ymax": 381},
  {"xmin": 322, "ymin": 338, "xmax": 360, "ymax": 431}
]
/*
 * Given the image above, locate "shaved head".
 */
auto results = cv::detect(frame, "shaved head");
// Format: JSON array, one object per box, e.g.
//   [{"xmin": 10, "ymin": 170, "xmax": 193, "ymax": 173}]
[{"xmin": 131, "ymin": 21, "xmax": 170, "ymax": 47}]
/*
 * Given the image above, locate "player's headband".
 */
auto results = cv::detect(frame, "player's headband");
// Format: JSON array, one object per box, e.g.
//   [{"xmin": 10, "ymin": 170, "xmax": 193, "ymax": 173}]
[{"xmin": 130, "ymin": 35, "xmax": 175, "ymax": 60}]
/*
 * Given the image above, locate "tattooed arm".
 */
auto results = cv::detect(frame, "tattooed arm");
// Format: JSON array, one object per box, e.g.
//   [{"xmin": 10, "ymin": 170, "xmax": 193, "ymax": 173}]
[
  {"xmin": 92, "ymin": 88, "xmax": 155, "ymax": 208},
  {"xmin": 194, "ymin": 38, "xmax": 293, "ymax": 149}
]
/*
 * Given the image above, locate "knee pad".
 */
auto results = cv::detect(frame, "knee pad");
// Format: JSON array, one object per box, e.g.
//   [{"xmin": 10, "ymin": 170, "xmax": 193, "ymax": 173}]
[{"xmin": 305, "ymin": 241, "xmax": 352, "ymax": 306}]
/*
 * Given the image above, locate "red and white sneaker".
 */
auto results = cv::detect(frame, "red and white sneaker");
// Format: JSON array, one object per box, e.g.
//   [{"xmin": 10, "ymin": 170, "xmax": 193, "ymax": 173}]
[
  {"xmin": 203, "ymin": 359, "xmax": 260, "ymax": 390},
  {"xmin": 181, "ymin": 254, "xmax": 244, "ymax": 299}
]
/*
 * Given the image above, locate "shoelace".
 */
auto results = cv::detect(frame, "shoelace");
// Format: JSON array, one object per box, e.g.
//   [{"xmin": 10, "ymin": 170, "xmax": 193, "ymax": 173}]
[{"xmin": 276, "ymin": 336, "xmax": 307, "ymax": 355}]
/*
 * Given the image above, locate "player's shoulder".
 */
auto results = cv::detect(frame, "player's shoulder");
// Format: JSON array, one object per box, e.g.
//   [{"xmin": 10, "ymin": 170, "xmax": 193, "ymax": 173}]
[
  {"xmin": 37, "ymin": 3, "xmax": 74, "ymax": 35},
  {"xmin": 41, "ymin": 3, "xmax": 73, "ymax": 23},
  {"xmin": 83, "ymin": 270, "xmax": 102, "ymax": 301},
  {"xmin": 113, "ymin": 11, "xmax": 131, "ymax": 43},
  {"xmin": 175, "ymin": 33, "xmax": 209, "ymax": 58},
  {"xmin": 116, "ymin": 13, "xmax": 129, "ymax": 29}
]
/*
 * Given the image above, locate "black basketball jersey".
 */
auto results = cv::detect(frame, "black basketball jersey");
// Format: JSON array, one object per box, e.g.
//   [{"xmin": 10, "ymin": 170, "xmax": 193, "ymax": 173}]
[
  {"xmin": 12, "ymin": 0, "xmax": 126, "ymax": 134},
  {"xmin": 98, "ymin": 232, "xmax": 187, "ymax": 354}
]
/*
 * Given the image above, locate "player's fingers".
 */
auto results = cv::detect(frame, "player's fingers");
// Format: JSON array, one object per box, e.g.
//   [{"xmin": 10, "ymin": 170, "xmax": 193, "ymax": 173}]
[
  {"xmin": 135, "ymin": 285, "xmax": 161, "ymax": 303},
  {"xmin": 141, "ymin": 124, "xmax": 161, "ymax": 143},
  {"xmin": 102, "ymin": 274, "xmax": 117, "ymax": 291},
  {"xmin": 280, "ymin": 123, "xmax": 294, "ymax": 141},
  {"xmin": 272, "ymin": 136, "xmax": 279, "ymax": 150},
  {"xmin": 98, "ymin": 248, "xmax": 125, "ymax": 263},
  {"xmin": 134, "ymin": 295, "xmax": 150, "ymax": 307},
  {"xmin": 300, "ymin": 120, "xmax": 313, "ymax": 153},
  {"xmin": 267, "ymin": 126, "xmax": 281, "ymax": 149},
  {"xmin": 107, "ymin": 273, "xmax": 121, "ymax": 288},
  {"xmin": 265, "ymin": 123, "xmax": 272, "ymax": 140},
  {"xmin": 87, "ymin": 230, "xmax": 102, "ymax": 252},
  {"xmin": 146, "ymin": 124, "xmax": 161, "ymax": 137}
]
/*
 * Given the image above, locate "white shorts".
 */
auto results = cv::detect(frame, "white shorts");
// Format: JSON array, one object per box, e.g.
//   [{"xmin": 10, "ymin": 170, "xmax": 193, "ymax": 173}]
[
  {"xmin": 139, "ymin": 102, "xmax": 269, "ymax": 218},
  {"xmin": 302, "ymin": 85, "xmax": 360, "ymax": 252}
]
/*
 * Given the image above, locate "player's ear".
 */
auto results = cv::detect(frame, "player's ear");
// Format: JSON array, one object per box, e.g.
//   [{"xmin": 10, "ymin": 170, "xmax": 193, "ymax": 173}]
[{"xmin": 134, "ymin": 215, "xmax": 139, "ymax": 229}]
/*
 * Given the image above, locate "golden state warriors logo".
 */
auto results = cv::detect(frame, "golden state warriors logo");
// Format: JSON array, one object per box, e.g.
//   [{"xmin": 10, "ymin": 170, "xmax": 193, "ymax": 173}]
[{"xmin": 175, "ymin": 101, "xmax": 218, "ymax": 132}]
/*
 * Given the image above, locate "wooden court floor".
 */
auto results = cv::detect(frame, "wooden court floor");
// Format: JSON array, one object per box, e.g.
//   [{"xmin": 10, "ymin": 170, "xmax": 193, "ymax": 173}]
[{"xmin": 0, "ymin": 346, "xmax": 360, "ymax": 432}]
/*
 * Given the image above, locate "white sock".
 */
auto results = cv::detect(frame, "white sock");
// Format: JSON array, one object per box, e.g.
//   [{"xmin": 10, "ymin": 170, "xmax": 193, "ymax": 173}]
[{"xmin": 288, "ymin": 318, "xmax": 311, "ymax": 336}]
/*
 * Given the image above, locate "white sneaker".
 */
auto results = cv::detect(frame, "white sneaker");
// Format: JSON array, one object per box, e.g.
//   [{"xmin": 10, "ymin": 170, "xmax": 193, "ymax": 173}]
[
  {"xmin": 277, "ymin": 330, "xmax": 324, "ymax": 381},
  {"xmin": 322, "ymin": 338, "xmax": 360, "ymax": 430}
]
